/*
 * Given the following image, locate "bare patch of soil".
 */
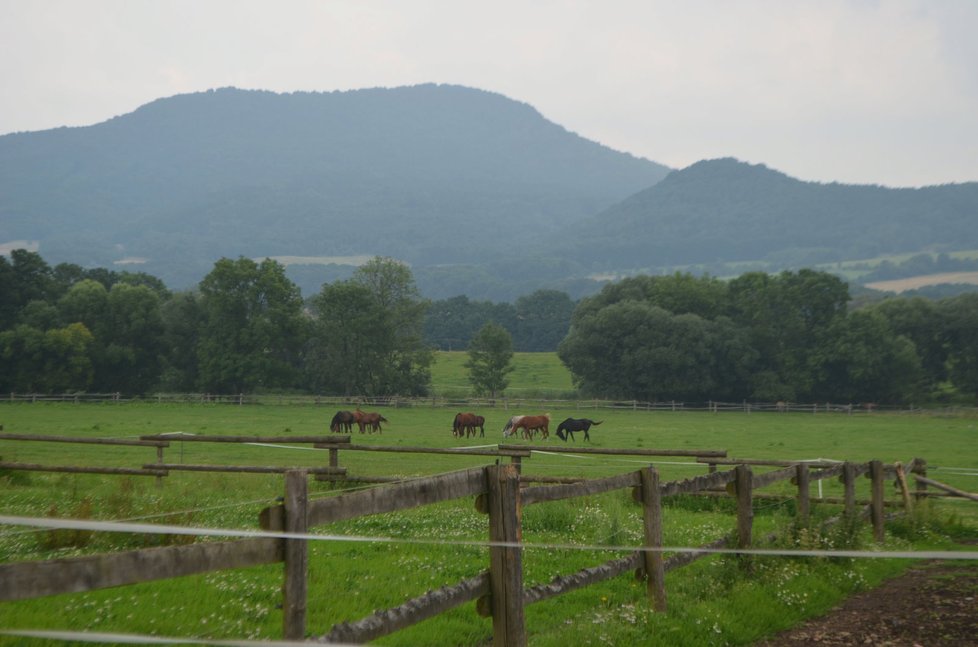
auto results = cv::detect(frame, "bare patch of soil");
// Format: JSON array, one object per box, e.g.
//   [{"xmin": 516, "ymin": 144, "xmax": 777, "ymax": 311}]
[{"xmin": 754, "ymin": 561, "xmax": 978, "ymax": 646}]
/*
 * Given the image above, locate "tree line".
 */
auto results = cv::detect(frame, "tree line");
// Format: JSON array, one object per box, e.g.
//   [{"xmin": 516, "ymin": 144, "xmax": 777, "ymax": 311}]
[
  {"xmin": 2, "ymin": 249, "xmax": 977, "ymax": 403},
  {"xmin": 559, "ymin": 271, "xmax": 978, "ymax": 404}
]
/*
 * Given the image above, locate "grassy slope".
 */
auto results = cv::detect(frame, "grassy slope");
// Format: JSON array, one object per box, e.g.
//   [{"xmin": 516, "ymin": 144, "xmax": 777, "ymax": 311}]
[{"xmin": 0, "ymin": 403, "xmax": 976, "ymax": 645}]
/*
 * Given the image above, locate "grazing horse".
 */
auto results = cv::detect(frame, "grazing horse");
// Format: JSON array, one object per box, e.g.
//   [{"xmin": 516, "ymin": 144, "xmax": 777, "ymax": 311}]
[
  {"xmin": 357, "ymin": 411, "xmax": 388, "ymax": 434},
  {"xmin": 453, "ymin": 413, "xmax": 487, "ymax": 438},
  {"xmin": 502, "ymin": 415, "xmax": 525, "ymax": 438},
  {"xmin": 329, "ymin": 410, "xmax": 356, "ymax": 433},
  {"xmin": 511, "ymin": 414, "xmax": 550, "ymax": 440},
  {"xmin": 555, "ymin": 418, "xmax": 602, "ymax": 442}
]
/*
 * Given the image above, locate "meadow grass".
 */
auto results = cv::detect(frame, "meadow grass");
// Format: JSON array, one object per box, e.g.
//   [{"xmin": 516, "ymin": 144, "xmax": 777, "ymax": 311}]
[
  {"xmin": 1, "ymin": 402, "xmax": 976, "ymax": 645},
  {"xmin": 430, "ymin": 351, "xmax": 576, "ymax": 398}
]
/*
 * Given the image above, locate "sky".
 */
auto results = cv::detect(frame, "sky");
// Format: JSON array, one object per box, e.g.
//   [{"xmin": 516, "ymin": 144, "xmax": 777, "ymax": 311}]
[{"xmin": 2, "ymin": 0, "xmax": 976, "ymax": 188}]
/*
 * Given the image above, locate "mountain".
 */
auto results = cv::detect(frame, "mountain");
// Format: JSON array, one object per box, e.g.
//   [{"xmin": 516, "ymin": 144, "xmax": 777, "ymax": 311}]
[
  {"xmin": 555, "ymin": 158, "xmax": 978, "ymax": 273},
  {"xmin": 0, "ymin": 84, "xmax": 671, "ymax": 292}
]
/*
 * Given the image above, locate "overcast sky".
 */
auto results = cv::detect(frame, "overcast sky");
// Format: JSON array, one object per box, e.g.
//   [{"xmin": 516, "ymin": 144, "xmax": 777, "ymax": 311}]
[{"xmin": 2, "ymin": 0, "xmax": 976, "ymax": 188}]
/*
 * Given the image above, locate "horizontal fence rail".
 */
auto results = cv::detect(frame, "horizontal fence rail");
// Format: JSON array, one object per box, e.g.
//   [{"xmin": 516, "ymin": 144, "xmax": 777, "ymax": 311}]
[{"xmin": 4, "ymin": 391, "xmax": 971, "ymax": 416}]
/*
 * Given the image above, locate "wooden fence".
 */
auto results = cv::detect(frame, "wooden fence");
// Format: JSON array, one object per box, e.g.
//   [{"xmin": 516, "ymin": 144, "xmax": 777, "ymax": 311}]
[
  {"xmin": 0, "ymin": 442, "xmax": 943, "ymax": 645},
  {"xmin": 5, "ymin": 391, "xmax": 958, "ymax": 415}
]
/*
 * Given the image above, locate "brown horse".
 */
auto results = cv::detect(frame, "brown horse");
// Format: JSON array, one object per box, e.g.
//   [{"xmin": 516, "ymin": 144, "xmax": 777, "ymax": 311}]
[
  {"xmin": 357, "ymin": 411, "xmax": 388, "ymax": 434},
  {"xmin": 452, "ymin": 412, "xmax": 485, "ymax": 438},
  {"xmin": 330, "ymin": 410, "xmax": 356, "ymax": 433},
  {"xmin": 511, "ymin": 414, "xmax": 550, "ymax": 440}
]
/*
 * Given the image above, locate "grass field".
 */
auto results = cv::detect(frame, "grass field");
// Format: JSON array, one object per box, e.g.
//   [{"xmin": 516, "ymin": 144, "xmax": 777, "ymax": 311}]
[
  {"xmin": 1, "ymin": 403, "xmax": 976, "ymax": 645},
  {"xmin": 430, "ymin": 351, "xmax": 576, "ymax": 397}
]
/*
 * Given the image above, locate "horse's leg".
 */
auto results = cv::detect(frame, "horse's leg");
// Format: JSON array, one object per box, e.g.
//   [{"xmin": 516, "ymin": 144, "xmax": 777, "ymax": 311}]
[{"xmin": 584, "ymin": 429, "xmax": 590, "ymax": 441}]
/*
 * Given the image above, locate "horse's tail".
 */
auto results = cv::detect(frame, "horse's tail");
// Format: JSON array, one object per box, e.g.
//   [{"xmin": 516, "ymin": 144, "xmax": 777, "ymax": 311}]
[
  {"xmin": 380, "ymin": 416, "xmax": 389, "ymax": 423},
  {"xmin": 592, "ymin": 420, "xmax": 603, "ymax": 425}
]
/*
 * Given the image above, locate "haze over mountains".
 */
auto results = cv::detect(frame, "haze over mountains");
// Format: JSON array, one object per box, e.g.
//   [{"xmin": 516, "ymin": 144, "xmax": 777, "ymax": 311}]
[{"xmin": 2, "ymin": 84, "xmax": 976, "ymax": 300}]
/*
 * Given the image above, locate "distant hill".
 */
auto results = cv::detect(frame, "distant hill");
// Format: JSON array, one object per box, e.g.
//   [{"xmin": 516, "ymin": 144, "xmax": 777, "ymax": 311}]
[
  {"xmin": 0, "ymin": 85, "xmax": 670, "ymax": 292},
  {"xmin": 556, "ymin": 158, "xmax": 978, "ymax": 272}
]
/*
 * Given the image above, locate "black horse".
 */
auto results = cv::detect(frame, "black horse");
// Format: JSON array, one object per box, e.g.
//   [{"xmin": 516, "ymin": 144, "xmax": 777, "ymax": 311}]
[
  {"xmin": 555, "ymin": 418, "xmax": 602, "ymax": 442},
  {"xmin": 329, "ymin": 410, "xmax": 356, "ymax": 433}
]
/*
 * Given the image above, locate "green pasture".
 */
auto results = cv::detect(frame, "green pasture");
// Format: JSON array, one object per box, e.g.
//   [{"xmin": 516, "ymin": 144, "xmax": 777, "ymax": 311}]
[
  {"xmin": 430, "ymin": 351, "xmax": 576, "ymax": 397},
  {"xmin": 1, "ymin": 402, "xmax": 976, "ymax": 645}
]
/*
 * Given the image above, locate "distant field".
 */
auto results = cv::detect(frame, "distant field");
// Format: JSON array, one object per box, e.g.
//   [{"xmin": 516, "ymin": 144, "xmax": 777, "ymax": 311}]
[
  {"xmin": 430, "ymin": 351, "xmax": 575, "ymax": 397},
  {"xmin": 865, "ymin": 271, "xmax": 978, "ymax": 293}
]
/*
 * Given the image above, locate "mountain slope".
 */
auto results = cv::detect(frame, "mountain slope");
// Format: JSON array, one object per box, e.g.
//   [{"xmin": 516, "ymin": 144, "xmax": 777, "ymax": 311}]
[
  {"xmin": 558, "ymin": 158, "xmax": 978, "ymax": 271},
  {"xmin": 0, "ymin": 84, "xmax": 671, "ymax": 290}
]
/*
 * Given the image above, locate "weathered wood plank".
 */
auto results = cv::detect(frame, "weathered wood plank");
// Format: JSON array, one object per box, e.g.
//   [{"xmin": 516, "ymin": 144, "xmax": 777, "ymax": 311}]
[
  {"xmin": 0, "ymin": 433, "xmax": 168, "ymax": 447},
  {"xmin": 639, "ymin": 467, "xmax": 666, "ymax": 611},
  {"xmin": 751, "ymin": 466, "xmax": 797, "ymax": 489},
  {"xmin": 809, "ymin": 463, "xmax": 847, "ymax": 481},
  {"xmin": 661, "ymin": 536, "xmax": 730, "ymax": 572},
  {"xmin": 325, "ymin": 444, "xmax": 530, "ymax": 458},
  {"xmin": 796, "ymin": 464, "xmax": 811, "ymax": 526},
  {"xmin": 870, "ymin": 460, "xmax": 885, "ymax": 542},
  {"xmin": 140, "ymin": 434, "xmax": 350, "ymax": 444},
  {"xmin": 0, "ymin": 462, "xmax": 167, "ymax": 477},
  {"xmin": 735, "ymin": 465, "xmax": 753, "ymax": 550},
  {"xmin": 697, "ymin": 457, "xmax": 839, "ymax": 468},
  {"xmin": 0, "ymin": 538, "xmax": 282, "ymax": 602},
  {"xmin": 283, "ymin": 471, "xmax": 308, "ymax": 640},
  {"xmin": 485, "ymin": 464, "xmax": 525, "ymax": 647},
  {"xmin": 519, "ymin": 475, "xmax": 586, "ymax": 485},
  {"xmin": 323, "ymin": 573, "xmax": 491, "ymax": 644},
  {"xmin": 501, "ymin": 445, "xmax": 726, "ymax": 458},
  {"xmin": 659, "ymin": 469, "xmax": 737, "ymax": 497},
  {"xmin": 913, "ymin": 475, "xmax": 978, "ymax": 502},
  {"xmin": 521, "ymin": 472, "xmax": 641, "ymax": 506},
  {"xmin": 145, "ymin": 463, "xmax": 346, "ymax": 475},
  {"xmin": 303, "ymin": 467, "xmax": 488, "ymax": 528},
  {"xmin": 522, "ymin": 553, "xmax": 642, "ymax": 606}
]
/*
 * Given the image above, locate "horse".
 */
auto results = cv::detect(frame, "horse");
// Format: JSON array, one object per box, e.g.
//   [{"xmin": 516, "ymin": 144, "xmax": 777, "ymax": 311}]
[
  {"xmin": 555, "ymin": 418, "xmax": 602, "ymax": 442},
  {"xmin": 511, "ymin": 414, "xmax": 550, "ymax": 440},
  {"xmin": 329, "ymin": 410, "xmax": 356, "ymax": 433},
  {"xmin": 453, "ymin": 413, "xmax": 486, "ymax": 438},
  {"xmin": 357, "ymin": 411, "xmax": 388, "ymax": 434},
  {"xmin": 502, "ymin": 415, "xmax": 525, "ymax": 438}
]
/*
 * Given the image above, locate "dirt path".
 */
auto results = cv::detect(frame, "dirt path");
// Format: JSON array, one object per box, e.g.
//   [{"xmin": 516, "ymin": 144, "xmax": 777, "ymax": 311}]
[{"xmin": 754, "ymin": 561, "xmax": 978, "ymax": 646}]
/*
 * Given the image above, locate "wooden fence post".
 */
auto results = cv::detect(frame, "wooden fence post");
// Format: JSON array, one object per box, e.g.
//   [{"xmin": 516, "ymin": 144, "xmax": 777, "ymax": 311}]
[
  {"xmin": 795, "ymin": 464, "xmax": 810, "ymax": 527},
  {"xmin": 911, "ymin": 458, "xmax": 927, "ymax": 502},
  {"xmin": 485, "ymin": 464, "xmax": 525, "ymax": 647},
  {"xmin": 155, "ymin": 445, "xmax": 165, "ymax": 490},
  {"xmin": 734, "ymin": 464, "xmax": 753, "ymax": 552},
  {"xmin": 869, "ymin": 460, "xmax": 885, "ymax": 543},
  {"xmin": 638, "ymin": 466, "xmax": 667, "ymax": 612},
  {"xmin": 842, "ymin": 462, "xmax": 856, "ymax": 518},
  {"xmin": 283, "ymin": 470, "xmax": 308, "ymax": 640}
]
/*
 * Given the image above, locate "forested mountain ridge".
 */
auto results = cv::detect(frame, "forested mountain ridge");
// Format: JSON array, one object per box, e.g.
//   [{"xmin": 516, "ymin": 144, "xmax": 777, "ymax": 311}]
[
  {"xmin": 556, "ymin": 158, "xmax": 978, "ymax": 272},
  {"xmin": 0, "ymin": 84, "xmax": 670, "ymax": 292}
]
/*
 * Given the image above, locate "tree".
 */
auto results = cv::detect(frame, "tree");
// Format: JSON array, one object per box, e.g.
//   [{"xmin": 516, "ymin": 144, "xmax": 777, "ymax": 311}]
[
  {"xmin": 871, "ymin": 297, "xmax": 948, "ymax": 394},
  {"xmin": 197, "ymin": 257, "xmax": 306, "ymax": 393},
  {"xmin": 158, "ymin": 291, "xmax": 204, "ymax": 392},
  {"xmin": 513, "ymin": 289, "xmax": 575, "ymax": 351},
  {"xmin": 727, "ymin": 269, "xmax": 850, "ymax": 400},
  {"xmin": 306, "ymin": 257, "xmax": 432, "ymax": 396},
  {"xmin": 465, "ymin": 322, "xmax": 514, "ymax": 398},
  {"xmin": 0, "ymin": 323, "xmax": 94, "ymax": 392},
  {"xmin": 941, "ymin": 293, "xmax": 978, "ymax": 403},
  {"xmin": 811, "ymin": 309, "xmax": 923, "ymax": 403}
]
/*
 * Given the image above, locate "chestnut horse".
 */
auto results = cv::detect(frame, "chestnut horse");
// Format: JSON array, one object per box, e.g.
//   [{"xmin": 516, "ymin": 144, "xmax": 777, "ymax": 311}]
[
  {"xmin": 329, "ymin": 410, "xmax": 356, "ymax": 433},
  {"xmin": 511, "ymin": 414, "xmax": 550, "ymax": 440},
  {"xmin": 357, "ymin": 411, "xmax": 388, "ymax": 433},
  {"xmin": 555, "ymin": 418, "xmax": 602, "ymax": 442},
  {"xmin": 502, "ymin": 415, "xmax": 525, "ymax": 438}
]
